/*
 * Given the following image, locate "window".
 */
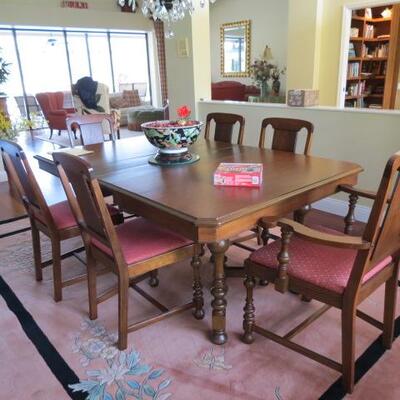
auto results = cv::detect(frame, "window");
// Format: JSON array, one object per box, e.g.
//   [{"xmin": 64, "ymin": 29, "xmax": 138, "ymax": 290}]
[
  {"xmin": 87, "ymin": 32, "xmax": 114, "ymax": 91},
  {"xmin": 0, "ymin": 30, "xmax": 23, "ymax": 117},
  {"xmin": 66, "ymin": 32, "xmax": 91, "ymax": 83},
  {"xmin": 110, "ymin": 33, "xmax": 150, "ymax": 101},
  {"xmin": 16, "ymin": 30, "xmax": 70, "ymax": 94},
  {"xmin": 0, "ymin": 27, "xmax": 153, "ymax": 121}
]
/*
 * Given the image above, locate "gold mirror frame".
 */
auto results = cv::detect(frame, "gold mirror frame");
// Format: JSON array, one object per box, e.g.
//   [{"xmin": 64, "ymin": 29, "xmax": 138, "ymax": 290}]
[{"xmin": 220, "ymin": 20, "xmax": 251, "ymax": 78}]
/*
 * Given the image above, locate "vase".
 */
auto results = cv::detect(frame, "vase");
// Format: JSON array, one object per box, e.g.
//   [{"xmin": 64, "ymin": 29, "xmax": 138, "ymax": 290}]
[
  {"xmin": 260, "ymin": 81, "xmax": 268, "ymax": 99},
  {"xmin": 272, "ymin": 79, "xmax": 281, "ymax": 96}
]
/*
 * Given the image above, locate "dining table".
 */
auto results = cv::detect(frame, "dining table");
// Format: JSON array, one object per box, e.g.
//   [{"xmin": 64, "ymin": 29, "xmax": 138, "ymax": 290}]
[{"xmin": 35, "ymin": 135, "xmax": 363, "ymax": 345}]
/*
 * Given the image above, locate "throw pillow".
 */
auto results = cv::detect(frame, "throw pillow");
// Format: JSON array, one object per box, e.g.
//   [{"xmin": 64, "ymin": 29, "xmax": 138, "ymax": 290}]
[
  {"xmin": 123, "ymin": 90, "xmax": 141, "ymax": 107},
  {"xmin": 110, "ymin": 96, "xmax": 129, "ymax": 109}
]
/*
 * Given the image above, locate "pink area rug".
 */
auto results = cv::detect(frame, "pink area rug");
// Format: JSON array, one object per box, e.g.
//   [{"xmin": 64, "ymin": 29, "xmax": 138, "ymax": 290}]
[{"xmin": 0, "ymin": 222, "xmax": 399, "ymax": 400}]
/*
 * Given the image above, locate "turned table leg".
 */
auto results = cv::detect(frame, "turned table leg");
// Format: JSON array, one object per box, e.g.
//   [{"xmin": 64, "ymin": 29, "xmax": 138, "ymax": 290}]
[{"xmin": 208, "ymin": 240, "xmax": 230, "ymax": 345}]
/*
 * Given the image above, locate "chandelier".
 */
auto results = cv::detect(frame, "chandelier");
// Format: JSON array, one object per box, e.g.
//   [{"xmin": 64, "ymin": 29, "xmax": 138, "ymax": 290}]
[{"xmin": 118, "ymin": 0, "xmax": 217, "ymax": 38}]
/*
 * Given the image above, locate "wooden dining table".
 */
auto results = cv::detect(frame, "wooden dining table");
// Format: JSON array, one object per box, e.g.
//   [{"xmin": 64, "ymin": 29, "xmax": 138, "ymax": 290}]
[{"xmin": 35, "ymin": 136, "xmax": 363, "ymax": 345}]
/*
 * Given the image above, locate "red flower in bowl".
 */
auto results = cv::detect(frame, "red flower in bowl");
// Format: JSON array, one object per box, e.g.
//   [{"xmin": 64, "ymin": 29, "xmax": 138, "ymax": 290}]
[{"xmin": 177, "ymin": 105, "xmax": 191, "ymax": 119}]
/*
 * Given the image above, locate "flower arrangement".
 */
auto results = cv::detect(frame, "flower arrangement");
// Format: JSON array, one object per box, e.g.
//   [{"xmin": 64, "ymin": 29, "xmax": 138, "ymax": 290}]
[
  {"xmin": 177, "ymin": 105, "xmax": 191, "ymax": 126},
  {"xmin": 271, "ymin": 66, "xmax": 286, "ymax": 82},
  {"xmin": 0, "ymin": 113, "xmax": 18, "ymax": 140},
  {"xmin": 250, "ymin": 59, "xmax": 275, "ymax": 84}
]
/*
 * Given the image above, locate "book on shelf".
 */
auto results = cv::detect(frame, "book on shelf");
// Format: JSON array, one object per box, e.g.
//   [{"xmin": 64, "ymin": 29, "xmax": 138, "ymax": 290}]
[
  {"xmin": 365, "ymin": 24, "xmax": 375, "ymax": 38},
  {"xmin": 348, "ymin": 43, "xmax": 356, "ymax": 58},
  {"xmin": 213, "ymin": 163, "xmax": 263, "ymax": 187},
  {"xmin": 347, "ymin": 62, "xmax": 360, "ymax": 78}
]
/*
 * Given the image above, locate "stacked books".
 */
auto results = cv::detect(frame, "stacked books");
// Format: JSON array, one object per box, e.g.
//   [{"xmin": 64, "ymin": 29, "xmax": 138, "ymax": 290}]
[{"xmin": 213, "ymin": 163, "xmax": 263, "ymax": 187}]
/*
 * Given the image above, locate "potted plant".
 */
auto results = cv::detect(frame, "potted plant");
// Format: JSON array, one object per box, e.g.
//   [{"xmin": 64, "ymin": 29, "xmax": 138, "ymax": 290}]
[
  {"xmin": 117, "ymin": 0, "xmax": 137, "ymax": 12},
  {"xmin": 0, "ymin": 48, "xmax": 11, "ymax": 116}
]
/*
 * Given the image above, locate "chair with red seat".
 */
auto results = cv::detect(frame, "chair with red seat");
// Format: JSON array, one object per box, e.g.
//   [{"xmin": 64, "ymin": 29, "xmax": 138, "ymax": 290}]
[
  {"xmin": 242, "ymin": 152, "xmax": 400, "ymax": 393},
  {"xmin": 0, "ymin": 139, "xmax": 123, "ymax": 302},
  {"xmin": 36, "ymin": 92, "xmax": 76, "ymax": 140},
  {"xmin": 53, "ymin": 152, "xmax": 205, "ymax": 350}
]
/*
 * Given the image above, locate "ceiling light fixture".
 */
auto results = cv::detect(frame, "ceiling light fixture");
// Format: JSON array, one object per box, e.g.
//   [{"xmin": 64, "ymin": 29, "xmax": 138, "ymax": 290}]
[{"xmin": 118, "ymin": 0, "xmax": 217, "ymax": 38}]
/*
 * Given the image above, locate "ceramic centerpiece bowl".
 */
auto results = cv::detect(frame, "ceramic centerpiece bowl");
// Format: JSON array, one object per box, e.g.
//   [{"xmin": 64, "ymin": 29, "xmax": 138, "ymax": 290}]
[{"xmin": 141, "ymin": 120, "xmax": 203, "ymax": 165}]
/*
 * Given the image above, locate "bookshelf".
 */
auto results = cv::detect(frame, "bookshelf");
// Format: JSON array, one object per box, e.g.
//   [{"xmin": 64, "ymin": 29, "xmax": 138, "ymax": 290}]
[{"xmin": 345, "ymin": 4, "xmax": 400, "ymax": 109}]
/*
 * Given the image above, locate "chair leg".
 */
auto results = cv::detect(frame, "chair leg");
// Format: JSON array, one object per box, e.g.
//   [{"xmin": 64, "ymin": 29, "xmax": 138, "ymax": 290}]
[
  {"xmin": 86, "ymin": 251, "xmax": 98, "ymax": 320},
  {"xmin": 118, "ymin": 274, "xmax": 129, "ymax": 351},
  {"xmin": 58, "ymin": 130, "xmax": 61, "ymax": 136},
  {"xmin": 242, "ymin": 275, "xmax": 256, "ymax": 344},
  {"xmin": 191, "ymin": 252, "xmax": 204, "ymax": 320},
  {"xmin": 31, "ymin": 223, "xmax": 42, "ymax": 281},
  {"xmin": 148, "ymin": 270, "xmax": 159, "ymax": 287},
  {"xmin": 49, "ymin": 129, "xmax": 53, "ymax": 139},
  {"xmin": 341, "ymin": 308, "xmax": 356, "ymax": 394},
  {"xmin": 51, "ymin": 238, "xmax": 62, "ymax": 302},
  {"xmin": 382, "ymin": 268, "xmax": 399, "ymax": 349}
]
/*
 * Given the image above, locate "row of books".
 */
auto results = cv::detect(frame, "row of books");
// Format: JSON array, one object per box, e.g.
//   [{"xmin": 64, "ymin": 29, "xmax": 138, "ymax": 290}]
[
  {"xmin": 361, "ymin": 43, "xmax": 389, "ymax": 58},
  {"xmin": 347, "ymin": 81, "xmax": 366, "ymax": 96},
  {"xmin": 348, "ymin": 62, "xmax": 360, "ymax": 78},
  {"xmin": 364, "ymin": 24, "xmax": 375, "ymax": 38}
]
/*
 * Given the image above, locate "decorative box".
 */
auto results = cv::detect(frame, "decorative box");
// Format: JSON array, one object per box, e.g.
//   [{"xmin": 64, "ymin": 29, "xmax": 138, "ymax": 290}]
[
  {"xmin": 213, "ymin": 163, "xmax": 263, "ymax": 187},
  {"xmin": 287, "ymin": 89, "xmax": 319, "ymax": 107}
]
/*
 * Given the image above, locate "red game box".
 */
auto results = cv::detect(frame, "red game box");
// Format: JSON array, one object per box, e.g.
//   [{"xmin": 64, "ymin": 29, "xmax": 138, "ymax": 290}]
[{"xmin": 213, "ymin": 163, "xmax": 263, "ymax": 187}]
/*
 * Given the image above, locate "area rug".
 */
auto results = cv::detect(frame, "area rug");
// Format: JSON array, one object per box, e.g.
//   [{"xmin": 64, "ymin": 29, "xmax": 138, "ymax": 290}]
[{"xmin": 0, "ymin": 225, "xmax": 399, "ymax": 400}]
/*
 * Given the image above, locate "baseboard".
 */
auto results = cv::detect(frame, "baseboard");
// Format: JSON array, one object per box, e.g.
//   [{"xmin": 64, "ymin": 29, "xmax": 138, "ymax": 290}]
[
  {"xmin": 0, "ymin": 171, "xmax": 8, "ymax": 183},
  {"xmin": 313, "ymin": 197, "xmax": 371, "ymax": 223}
]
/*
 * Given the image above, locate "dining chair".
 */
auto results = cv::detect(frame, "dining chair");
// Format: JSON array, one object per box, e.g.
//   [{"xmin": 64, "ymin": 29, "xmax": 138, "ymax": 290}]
[
  {"xmin": 242, "ymin": 152, "xmax": 400, "ymax": 394},
  {"xmin": 231, "ymin": 118, "xmax": 314, "ymax": 275},
  {"xmin": 66, "ymin": 114, "xmax": 115, "ymax": 147},
  {"xmin": 0, "ymin": 139, "xmax": 123, "ymax": 302},
  {"xmin": 52, "ymin": 152, "xmax": 205, "ymax": 350},
  {"xmin": 204, "ymin": 112, "xmax": 245, "ymax": 145}
]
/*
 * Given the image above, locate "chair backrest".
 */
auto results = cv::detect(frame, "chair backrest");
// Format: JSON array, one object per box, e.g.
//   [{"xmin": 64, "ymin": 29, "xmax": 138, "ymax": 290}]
[
  {"xmin": 364, "ymin": 153, "xmax": 400, "ymax": 266},
  {"xmin": 0, "ymin": 139, "xmax": 54, "ymax": 229},
  {"xmin": 36, "ymin": 92, "xmax": 64, "ymax": 116},
  {"xmin": 205, "ymin": 112, "xmax": 245, "ymax": 145},
  {"xmin": 346, "ymin": 153, "xmax": 400, "ymax": 295},
  {"xmin": 52, "ymin": 152, "xmax": 124, "ymax": 265},
  {"xmin": 66, "ymin": 114, "xmax": 114, "ymax": 146},
  {"xmin": 259, "ymin": 118, "xmax": 314, "ymax": 155}
]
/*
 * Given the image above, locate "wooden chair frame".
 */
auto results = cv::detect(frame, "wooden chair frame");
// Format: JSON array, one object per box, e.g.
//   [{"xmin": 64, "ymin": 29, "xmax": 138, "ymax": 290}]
[
  {"xmin": 242, "ymin": 153, "xmax": 400, "ymax": 393},
  {"xmin": 0, "ymin": 140, "xmax": 85, "ymax": 302},
  {"xmin": 53, "ymin": 152, "xmax": 205, "ymax": 350},
  {"xmin": 66, "ymin": 114, "xmax": 115, "ymax": 148},
  {"xmin": 204, "ymin": 112, "xmax": 245, "ymax": 145},
  {"xmin": 229, "ymin": 118, "xmax": 314, "ymax": 280}
]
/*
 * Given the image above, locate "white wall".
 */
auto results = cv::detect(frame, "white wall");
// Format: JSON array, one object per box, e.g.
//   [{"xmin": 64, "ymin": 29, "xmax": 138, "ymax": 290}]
[
  {"xmin": 198, "ymin": 100, "xmax": 400, "ymax": 200},
  {"xmin": 210, "ymin": 0, "xmax": 289, "ymax": 91}
]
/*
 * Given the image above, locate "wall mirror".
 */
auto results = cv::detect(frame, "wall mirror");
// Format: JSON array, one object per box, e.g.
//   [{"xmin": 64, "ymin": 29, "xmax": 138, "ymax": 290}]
[{"xmin": 220, "ymin": 20, "xmax": 251, "ymax": 77}]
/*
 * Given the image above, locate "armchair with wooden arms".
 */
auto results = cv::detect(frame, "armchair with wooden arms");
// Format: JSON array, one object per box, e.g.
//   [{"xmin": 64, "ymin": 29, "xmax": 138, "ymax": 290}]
[
  {"xmin": 35, "ymin": 92, "xmax": 76, "ymax": 139},
  {"xmin": 242, "ymin": 152, "xmax": 400, "ymax": 393},
  {"xmin": 72, "ymin": 81, "xmax": 121, "ymax": 139}
]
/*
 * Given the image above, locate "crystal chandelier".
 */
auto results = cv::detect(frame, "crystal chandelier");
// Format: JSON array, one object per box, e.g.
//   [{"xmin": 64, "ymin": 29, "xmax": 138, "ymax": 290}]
[{"xmin": 118, "ymin": 0, "xmax": 217, "ymax": 38}]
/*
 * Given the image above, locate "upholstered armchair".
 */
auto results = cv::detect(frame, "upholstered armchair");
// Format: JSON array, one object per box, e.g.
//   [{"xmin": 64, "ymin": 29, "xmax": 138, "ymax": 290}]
[
  {"xmin": 35, "ymin": 92, "xmax": 76, "ymax": 139},
  {"xmin": 71, "ymin": 81, "xmax": 121, "ymax": 138}
]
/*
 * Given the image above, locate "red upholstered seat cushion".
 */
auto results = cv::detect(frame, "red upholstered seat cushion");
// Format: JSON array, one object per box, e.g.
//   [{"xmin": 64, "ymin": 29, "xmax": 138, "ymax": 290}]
[
  {"xmin": 91, "ymin": 217, "xmax": 193, "ymax": 265},
  {"xmin": 36, "ymin": 201, "xmax": 120, "ymax": 231},
  {"xmin": 249, "ymin": 226, "xmax": 392, "ymax": 294}
]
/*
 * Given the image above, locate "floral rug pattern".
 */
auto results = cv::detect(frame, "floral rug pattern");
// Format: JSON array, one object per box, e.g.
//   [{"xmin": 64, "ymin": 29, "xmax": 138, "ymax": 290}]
[{"xmin": 69, "ymin": 318, "xmax": 173, "ymax": 400}]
